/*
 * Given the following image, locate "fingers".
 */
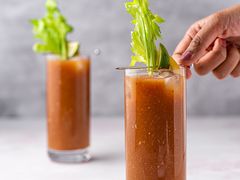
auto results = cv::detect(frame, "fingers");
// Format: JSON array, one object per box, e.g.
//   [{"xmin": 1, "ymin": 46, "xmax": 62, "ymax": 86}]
[
  {"xmin": 194, "ymin": 38, "xmax": 227, "ymax": 75},
  {"xmin": 173, "ymin": 13, "xmax": 240, "ymax": 79},
  {"xmin": 230, "ymin": 47, "xmax": 240, "ymax": 78},
  {"xmin": 226, "ymin": 36, "xmax": 240, "ymax": 49},
  {"xmin": 178, "ymin": 15, "xmax": 224, "ymax": 66},
  {"xmin": 173, "ymin": 21, "xmax": 202, "ymax": 79},
  {"xmin": 231, "ymin": 61, "xmax": 240, "ymax": 77},
  {"xmin": 213, "ymin": 45, "xmax": 240, "ymax": 79},
  {"xmin": 192, "ymin": 38, "xmax": 240, "ymax": 79},
  {"xmin": 173, "ymin": 21, "xmax": 201, "ymax": 63},
  {"xmin": 186, "ymin": 67, "xmax": 192, "ymax": 79}
]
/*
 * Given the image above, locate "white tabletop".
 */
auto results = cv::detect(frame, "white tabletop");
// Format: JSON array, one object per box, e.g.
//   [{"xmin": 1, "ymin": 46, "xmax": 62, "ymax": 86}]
[{"xmin": 0, "ymin": 116, "xmax": 240, "ymax": 180}]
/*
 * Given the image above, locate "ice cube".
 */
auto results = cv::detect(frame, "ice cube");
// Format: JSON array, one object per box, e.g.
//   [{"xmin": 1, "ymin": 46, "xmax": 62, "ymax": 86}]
[
  {"xmin": 165, "ymin": 74, "xmax": 179, "ymax": 90},
  {"xmin": 156, "ymin": 70, "xmax": 174, "ymax": 79}
]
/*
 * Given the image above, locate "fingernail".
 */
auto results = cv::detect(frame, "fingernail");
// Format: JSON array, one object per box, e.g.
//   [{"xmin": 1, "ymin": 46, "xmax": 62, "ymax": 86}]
[{"xmin": 181, "ymin": 51, "xmax": 192, "ymax": 61}]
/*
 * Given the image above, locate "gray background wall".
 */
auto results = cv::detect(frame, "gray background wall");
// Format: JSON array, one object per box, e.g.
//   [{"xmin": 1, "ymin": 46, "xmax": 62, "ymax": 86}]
[{"xmin": 0, "ymin": 0, "xmax": 239, "ymax": 118}]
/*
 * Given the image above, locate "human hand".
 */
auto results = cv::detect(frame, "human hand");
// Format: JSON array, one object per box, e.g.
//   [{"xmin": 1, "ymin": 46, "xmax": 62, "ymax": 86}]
[{"xmin": 173, "ymin": 5, "xmax": 240, "ymax": 79}]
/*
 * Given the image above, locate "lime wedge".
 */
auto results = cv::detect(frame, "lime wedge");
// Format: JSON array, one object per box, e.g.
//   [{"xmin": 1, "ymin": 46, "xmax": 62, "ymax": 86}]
[{"xmin": 68, "ymin": 42, "xmax": 80, "ymax": 58}]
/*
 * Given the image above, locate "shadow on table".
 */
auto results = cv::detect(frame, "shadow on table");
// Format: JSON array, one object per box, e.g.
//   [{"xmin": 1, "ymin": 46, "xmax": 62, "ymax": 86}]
[{"xmin": 91, "ymin": 152, "xmax": 124, "ymax": 163}]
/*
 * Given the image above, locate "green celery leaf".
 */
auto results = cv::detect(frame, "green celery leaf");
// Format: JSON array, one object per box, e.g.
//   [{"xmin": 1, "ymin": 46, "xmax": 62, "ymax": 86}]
[
  {"xmin": 30, "ymin": 0, "xmax": 79, "ymax": 59},
  {"xmin": 125, "ymin": 0, "xmax": 170, "ymax": 69}
]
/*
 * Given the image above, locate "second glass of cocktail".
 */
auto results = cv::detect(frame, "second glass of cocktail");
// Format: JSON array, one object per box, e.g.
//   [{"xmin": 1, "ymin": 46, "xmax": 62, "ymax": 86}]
[
  {"xmin": 31, "ymin": 0, "xmax": 91, "ymax": 163},
  {"xmin": 124, "ymin": 67, "xmax": 186, "ymax": 180},
  {"xmin": 121, "ymin": 0, "xmax": 187, "ymax": 179},
  {"xmin": 47, "ymin": 55, "xmax": 91, "ymax": 163}
]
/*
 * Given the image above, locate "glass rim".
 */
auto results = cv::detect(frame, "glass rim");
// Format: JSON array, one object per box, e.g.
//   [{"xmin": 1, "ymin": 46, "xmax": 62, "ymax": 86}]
[
  {"xmin": 116, "ymin": 66, "xmax": 186, "ymax": 71},
  {"xmin": 46, "ymin": 54, "xmax": 90, "ymax": 61},
  {"xmin": 121, "ymin": 66, "xmax": 186, "ymax": 78}
]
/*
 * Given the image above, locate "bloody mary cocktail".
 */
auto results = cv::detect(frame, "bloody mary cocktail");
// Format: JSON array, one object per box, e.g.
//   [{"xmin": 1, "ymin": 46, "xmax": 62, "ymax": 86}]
[
  {"xmin": 31, "ymin": 0, "xmax": 91, "ymax": 163},
  {"xmin": 124, "ymin": 68, "xmax": 186, "ymax": 180},
  {"xmin": 47, "ymin": 56, "xmax": 90, "ymax": 163}
]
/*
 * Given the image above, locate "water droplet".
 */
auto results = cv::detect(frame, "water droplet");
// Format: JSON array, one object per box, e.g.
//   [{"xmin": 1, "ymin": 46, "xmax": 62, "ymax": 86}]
[{"xmin": 94, "ymin": 48, "xmax": 101, "ymax": 56}]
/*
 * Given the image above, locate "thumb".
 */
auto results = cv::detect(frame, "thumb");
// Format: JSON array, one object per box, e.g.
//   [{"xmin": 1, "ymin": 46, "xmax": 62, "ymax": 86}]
[{"xmin": 180, "ymin": 21, "xmax": 220, "ymax": 65}]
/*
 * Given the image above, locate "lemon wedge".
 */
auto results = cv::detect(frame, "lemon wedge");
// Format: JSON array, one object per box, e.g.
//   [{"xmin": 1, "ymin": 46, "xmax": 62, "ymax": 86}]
[{"xmin": 169, "ymin": 57, "xmax": 180, "ymax": 71}]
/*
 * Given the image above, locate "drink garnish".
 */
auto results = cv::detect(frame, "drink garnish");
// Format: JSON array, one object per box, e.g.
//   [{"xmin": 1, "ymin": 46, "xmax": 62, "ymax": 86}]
[
  {"xmin": 125, "ymin": 0, "xmax": 179, "ymax": 70},
  {"xmin": 30, "ymin": 0, "xmax": 79, "ymax": 60}
]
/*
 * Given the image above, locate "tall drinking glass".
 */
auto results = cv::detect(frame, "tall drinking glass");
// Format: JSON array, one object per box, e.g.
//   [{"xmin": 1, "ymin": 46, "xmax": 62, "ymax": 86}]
[
  {"xmin": 124, "ymin": 67, "xmax": 186, "ymax": 180},
  {"xmin": 47, "ymin": 55, "xmax": 91, "ymax": 163}
]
